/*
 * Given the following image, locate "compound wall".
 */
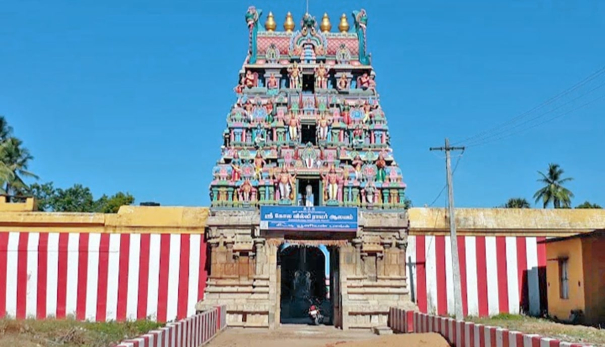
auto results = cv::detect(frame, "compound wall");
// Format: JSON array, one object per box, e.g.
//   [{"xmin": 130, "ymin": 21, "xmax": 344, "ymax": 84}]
[{"xmin": 1, "ymin": 200, "xmax": 604, "ymax": 322}]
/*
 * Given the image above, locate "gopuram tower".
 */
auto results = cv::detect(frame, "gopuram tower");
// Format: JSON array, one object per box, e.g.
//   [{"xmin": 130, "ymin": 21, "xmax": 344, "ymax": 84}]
[{"xmin": 197, "ymin": 8, "xmax": 416, "ymax": 329}]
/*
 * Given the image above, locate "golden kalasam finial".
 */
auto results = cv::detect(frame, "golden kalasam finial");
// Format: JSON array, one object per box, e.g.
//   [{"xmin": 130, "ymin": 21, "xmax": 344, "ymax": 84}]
[
  {"xmin": 284, "ymin": 12, "xmax": 295, "ymax": 32},
  {"xmin": 320, "ymin": 13, "xmax": 331, "ymax": 33},
  {"xmin": 338, "ymin": 13, "xmax": 349, "ymax": 33},
  {"xmin": 265, "ymin": 11, "xmax": 277, "ymax": 31}
]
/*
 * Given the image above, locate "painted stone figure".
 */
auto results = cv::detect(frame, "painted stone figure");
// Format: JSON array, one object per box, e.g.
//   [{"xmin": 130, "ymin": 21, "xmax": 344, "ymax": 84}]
[
  {"xmin": 245, "ymin": 6, "xmax": 262, "ymax": 64},
  {"xmin": 244, "ymin": 70, "xmax": 258, "ymax": 88},
  {"xmin": 267, "ymin": 73, "xmax": 279, "ymax": 96},
  {"xmin": 317, "ymin": 113, "xmax": 331, "ymax": 141},
  {"xmin": 238, "ymin": 179, "xmax": 254, "ymax": 202},
  {"xmin": 337, "ymin": 74, "xmax": 349, "ymax": 91},
  {"xmin": 253, "ymin": 152, "xmax": 265, "ymax": 180},
  {"xmin": 231, "ymin": 155, "xmax": 242, "ymax": 182},
  {"xmin": 364, "ymin": 180, "xmax": 376, "ymax": 204},
  {"xmin": 322, "ymin": 166, "xmax": 340, "ymax": 201},
  {"xmin": 352, "ymin": 125, "xmax": 364, "ymax": 146},
  {"xmin": 314, "ymin": 61, "xmax": 330, "ymax": 89},
  {"xmin": 288, "ymin": 62, "xmax": 303, "ymax": 89},
  {"xmin": 352, "ymin": 154, "xmax": 364, "ymax": 181},
  {"xmin": 375, "ymin": 153, "xmax": 386, "ymax": 183},
  {"xmin": 288, "ymin": 114, "xmax": 299, "ymax": 141},
  {"xmin": 274, "ymin": 167, "xmax": 296, "ymax": 200},
  {"xmin": 358, "ymin": 72, "xmax": 371, "ymax": 90}
]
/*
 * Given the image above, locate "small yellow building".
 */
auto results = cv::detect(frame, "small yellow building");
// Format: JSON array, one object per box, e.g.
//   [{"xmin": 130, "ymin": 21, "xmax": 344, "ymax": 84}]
[{"xmin": 545, "ymin": 230, "xmax": 605, "ymax": 327}]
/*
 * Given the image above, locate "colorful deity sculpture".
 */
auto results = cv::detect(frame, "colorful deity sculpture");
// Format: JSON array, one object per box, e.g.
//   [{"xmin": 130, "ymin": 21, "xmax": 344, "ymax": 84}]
[
  {"xmin": 244, "ymin": 70, "xmax": 258, "ymax": 88},
  {"xmin": 358, "ymin": 72, "xmax": 372, "ymax": 90},
  {"xmin": 267, "ymin": 73, "xmax": 279, "ymax": 96},
  {"xmin": 322, "ymin": 166, "xmax": 341, "ymax": 201},
  {"xmin": 364, "ymin": 180, "xmax": 377, "ymax": 204},
  {"xmin": 352, "ymin": 154, "xmax": 364, "ymax": 181},
  {"xmin": 245, "ymin": 6, "xmax": 262, "ymax": 64},
  {"xmin": 287, "ymin": 62, "xmax": 303, "ymax": 89},
  {"xmin": 231, "ymin": 152, "xmax": 242, "ymax": 182},
  {"xmin": 274, "ymin": 166, "xmax": 296, "ymax": 201},
  {"xmin": 253, "ymin": 152, "xmax": 265, "ymax": 180},
  {"xmin": 317, "ymin": 113, "xmax": 331, "ymax": 141},
  {"xmin": 375, "ymin": 153, "xmax": 386, "ymax": 183},
  {"xmin": 287, "ymin": 114, "xmax": 300, "ymax": 141},
  {"xmin": 314, "ymin": 61, "xmax": 330, "ymax": 89},
  {"xmin": 337, "ymin": 74, "xmax": 349, "ymax": 91},
  {"xmin": 238, "ymin": 179, "xmax": 255, "ymax": 202},
  {"xmin": 352, "ymin": 9, "xmax": 370, "ymax": 65}
]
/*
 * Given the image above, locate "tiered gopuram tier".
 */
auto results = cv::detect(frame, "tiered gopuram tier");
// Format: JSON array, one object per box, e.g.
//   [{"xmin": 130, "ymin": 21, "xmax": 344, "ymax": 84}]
[{"xmin": 209, "ymin": 8, "xmax": 407, "ymax": 209}]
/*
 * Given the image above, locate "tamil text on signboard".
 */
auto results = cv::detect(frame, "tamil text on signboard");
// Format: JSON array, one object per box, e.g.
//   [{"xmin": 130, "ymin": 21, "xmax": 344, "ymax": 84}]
[{"xmin": 259, "ymin": 206, "xmax": 358, "ymax": 232}]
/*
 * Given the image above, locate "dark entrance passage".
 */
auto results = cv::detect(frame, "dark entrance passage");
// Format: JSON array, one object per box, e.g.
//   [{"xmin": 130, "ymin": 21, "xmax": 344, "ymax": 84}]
[{"xmin": 279, "ymin": 245, "xmax": 333, "ymax": 325}]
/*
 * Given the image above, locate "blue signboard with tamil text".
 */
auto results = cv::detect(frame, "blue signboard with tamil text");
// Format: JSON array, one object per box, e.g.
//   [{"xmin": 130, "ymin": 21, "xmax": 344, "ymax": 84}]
[{"xmin": 260, "ymin": 206, "xmax": 358, "ymax": 232}]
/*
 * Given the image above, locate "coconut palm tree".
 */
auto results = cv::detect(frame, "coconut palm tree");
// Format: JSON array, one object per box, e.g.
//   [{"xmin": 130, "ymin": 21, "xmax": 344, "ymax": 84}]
[
  {"xmin": 0, "ymin": 137, "xmax": 38, "ymax": 196},
  {"xmin": 533, "ymin": 163, "xmax": 574, "ymax": 209},
  {"xmin": 504, "ymin": 198, "xmax": 531, "ymax": 208}
]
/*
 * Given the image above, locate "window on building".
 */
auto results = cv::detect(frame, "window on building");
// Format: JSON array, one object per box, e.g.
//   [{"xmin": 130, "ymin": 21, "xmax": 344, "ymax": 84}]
[
  {"xmin": 301, "ymin": 124, "xmax": 317, "ymax": 145},
  {"xmin": 559, "ymin": 258, "xmax": 569, "ymax": 299}
]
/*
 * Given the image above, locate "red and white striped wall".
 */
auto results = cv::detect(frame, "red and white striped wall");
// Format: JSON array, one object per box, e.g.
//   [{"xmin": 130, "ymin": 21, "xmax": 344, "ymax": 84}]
[
  {"xmin": 117, "ymin": 305, "xmax": 227, "ymax": 347},
  {"xmin": 407, "ymin": 235, "xmax": 547, "ymax": 317},
  {"xmin": 0, "ymin": 232, "xmax": 208, "ymax": 322},
  {"xmin": 388, "ymin": 308, "xmax": 595, "ymax": 347}
]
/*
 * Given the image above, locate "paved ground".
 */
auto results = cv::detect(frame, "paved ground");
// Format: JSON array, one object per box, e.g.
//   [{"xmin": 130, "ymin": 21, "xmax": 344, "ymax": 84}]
[{"xmin": 207, "ymin": 325, "xmax": 376, "ymax": 347}]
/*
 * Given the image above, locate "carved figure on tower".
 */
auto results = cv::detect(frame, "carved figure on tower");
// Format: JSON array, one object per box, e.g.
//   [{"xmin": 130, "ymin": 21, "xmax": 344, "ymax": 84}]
[
  {"xmin": 314, "ymin": 62, "xmax": 330, "ymax": 89},
  {"xmin": 274, "ymin": 166, "xmax": 296, "ymax": 201},
  {"xmin": 352, "ymin": 125, "xmax": 364, "ymax": 146},
  {"xmin": 287, "ymin": 114, "xmax": 300, "ymax": 141},
  {"xmin": 238, "ymin": 179, "xmax": 255, "ymax": 202},
  {"xmin": 358, "ymin": 72, "xmax": 371, "ymax": 90},
  {"xmin": 287, "ymin": 62, "xmax": 303, "ymax": 89},
  {"xmin": 231, "ymin": 152, "xmax": 242, "ymax": 182},
  {"xmin": 244, "ymin": 70, "xmax": 258, "ymax": 88},
  {"xmin": 337, "ymin": 74, "xmax": 350, "ymax": 91},
  {"xmin": 322, "ymin": 166, "xmax": 341, "ymax": 202},
  {"xmin": 364, "ymin": 180, "xmax": 377, "ymax": 204},
  {"xmin": 245, "ymin": 7, "xmax": 262, "ymax": 64},
  {"xmin": 317, "ymin": 113, "xmax": 331, "ymax": 141},
  {"xmin": 253, "ymin": 152, "xmax": 265, "ymax": 180},
  {"xmin": 352, "ymin": 154, "xmax": 364, "ymax": 181},
  {"xmin": 267, "ymin": 73, "xmax": 279, "ymax": 95},
  {"xmin": 352, "ymin": 9, "xmax": 370, "ymax": 65},
  {"xmin": 375, "ymin": 152, "xmax": 387, "ymax": 183}
]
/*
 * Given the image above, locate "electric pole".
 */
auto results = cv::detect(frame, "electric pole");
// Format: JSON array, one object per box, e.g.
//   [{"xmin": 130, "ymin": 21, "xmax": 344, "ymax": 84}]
[{"xmin": 430, "ymin": 138, "xmax": 465, "ymax": 320}]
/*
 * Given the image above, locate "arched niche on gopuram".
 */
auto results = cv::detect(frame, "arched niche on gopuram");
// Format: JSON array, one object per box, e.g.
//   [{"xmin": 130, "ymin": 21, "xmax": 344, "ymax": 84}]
[{"xmin": 288, "ymin": 13, "xmax": 328, "ymax": 62}]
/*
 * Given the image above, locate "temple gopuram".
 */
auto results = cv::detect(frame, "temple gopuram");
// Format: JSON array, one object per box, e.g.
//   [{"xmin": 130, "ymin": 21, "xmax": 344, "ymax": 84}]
[{"xmin": 197, "ymin": 8, "xmax": 415, "ymax": 330}]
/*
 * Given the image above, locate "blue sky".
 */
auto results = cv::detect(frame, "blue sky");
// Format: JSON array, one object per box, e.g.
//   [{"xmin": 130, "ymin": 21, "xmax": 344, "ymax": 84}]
[{"xmin": 2, "ymin": 0, "xmax": 604, "ymax": 208}]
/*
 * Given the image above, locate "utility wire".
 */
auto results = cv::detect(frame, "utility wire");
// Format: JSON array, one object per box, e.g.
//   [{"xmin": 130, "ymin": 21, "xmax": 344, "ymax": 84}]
[
  {"xmin": 427, "ymin": 151, "xmax": 464, "ymax": 206},
  {"xmin": 452, "ymin": 64, "xmax": 605, "ymax": 146},
  {"xmin": 465, "ymin": 93, "xmax": 605, "ymax": 148},
  {"xmin": 464, "ymin": 81, "xmax": 605, "ymax": 147}
]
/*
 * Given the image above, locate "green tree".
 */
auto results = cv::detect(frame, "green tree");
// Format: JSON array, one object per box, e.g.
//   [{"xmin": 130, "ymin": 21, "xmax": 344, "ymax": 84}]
[
  {"xmin": 575, "ymin": 201, "xmax": 602, "ymax": 209},
  {"xmin": 504, "ymin": 198, "xmax": 531, "ymax": 208},
  {"xmin": 533, "ymin": 163, "xmax": 574, "ymax": 209},
  {"xmin": 0, "ymin": 137, "xmax": 38, "ymax": 196},
  {"xmin": 28, "ymin": 182, "xmax": 56, "ymax": 211},
  {"xmin": 94, "ymin": 192, "xmax": 135, "ymax": 213},
  {"xmin": 52, "ymin": 184, "xmax": 95, "ymax": 212}
]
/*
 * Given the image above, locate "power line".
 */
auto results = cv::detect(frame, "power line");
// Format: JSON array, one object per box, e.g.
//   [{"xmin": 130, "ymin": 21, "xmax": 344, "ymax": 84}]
[
  {"xmin": 453, "ymin": 64, "xmax": 605, "ymax": 146},
  {"xmin": 465, "ymin": 93, "xmax": 605, "ymax": 148},
  {"xmin": 427, "ymin": 151, "xmax": 464, "ymax": 207},
  {"xmin": 462, "ymin": 80, "xmax": 605, "ymax": 147}
]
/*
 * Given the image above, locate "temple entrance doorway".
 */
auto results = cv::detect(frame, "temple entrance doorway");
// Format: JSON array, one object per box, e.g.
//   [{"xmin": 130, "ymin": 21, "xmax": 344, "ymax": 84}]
[{"xmin": 278, "ymin": 244, "xmax": 339, "ymax": 326}]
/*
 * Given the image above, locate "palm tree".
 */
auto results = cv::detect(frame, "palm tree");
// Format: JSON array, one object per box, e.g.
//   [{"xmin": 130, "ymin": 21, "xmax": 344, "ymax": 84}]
[
  {"xmin": 0, "ymin": 137, "xmax": 38, "ymax": 196},
  {"xmin": 533, "ymin": 163, "xmax": 574, "ymax": 209},
  {"xmin": 504, "ymin": 198, "xmax": 531, "ymax": 208}
]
